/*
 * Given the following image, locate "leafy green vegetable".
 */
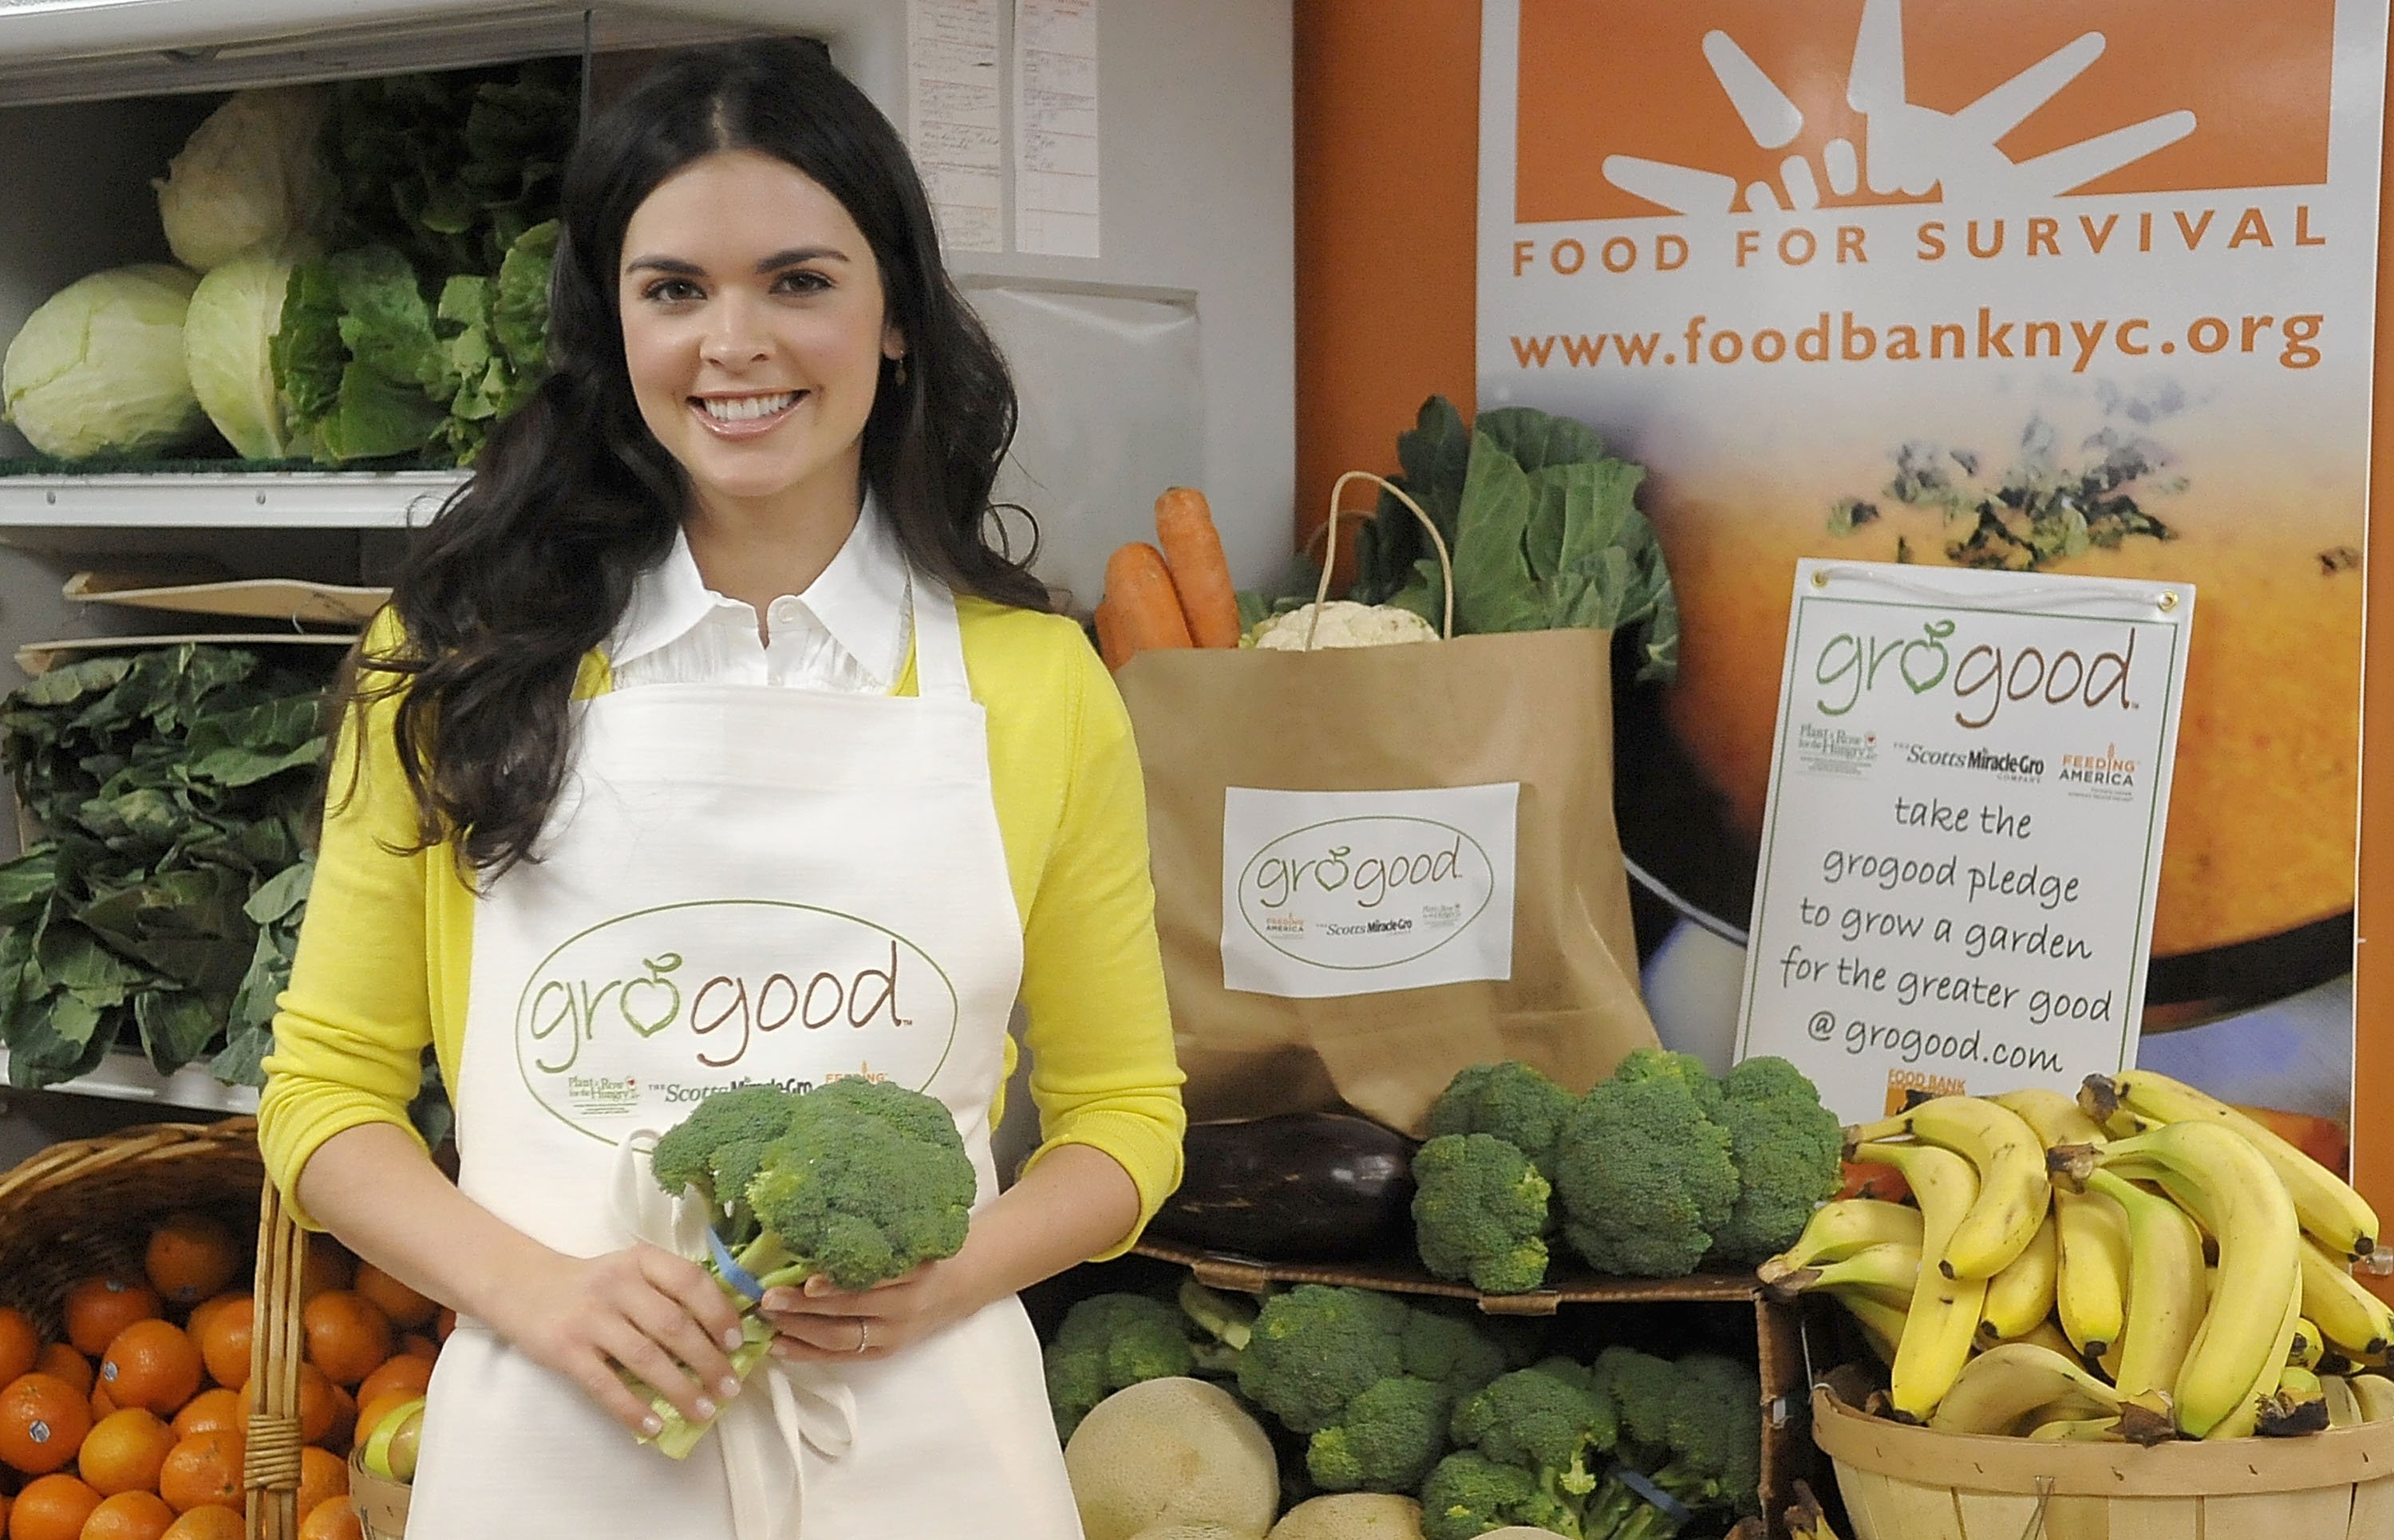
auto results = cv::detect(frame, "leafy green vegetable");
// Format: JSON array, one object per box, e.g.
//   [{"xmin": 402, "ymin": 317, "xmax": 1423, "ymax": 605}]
[
  {"xmin": 0, "ymin": 645, "xmax": 330, "ymax": 1092},
  {"xmin": 1349, "ymin": 397, "xmax": 1679, "ymax": 680},
  {"xmin": 2, "ymin": 265, "xmax": 211, "ymax": 461}
]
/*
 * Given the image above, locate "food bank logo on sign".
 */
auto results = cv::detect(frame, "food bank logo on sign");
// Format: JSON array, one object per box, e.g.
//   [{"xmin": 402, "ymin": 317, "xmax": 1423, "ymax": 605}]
[
  {"xmin": 1517, "ymin": 0, "xmax": 2333, "ymax": 223},
  {"xmin": 514, "ymin": 899, "xmax": 959, "ymax": 1139},
  {"xmin": 1221, "ymin": 785, "xmax": 1521, "ymax": 1000}
]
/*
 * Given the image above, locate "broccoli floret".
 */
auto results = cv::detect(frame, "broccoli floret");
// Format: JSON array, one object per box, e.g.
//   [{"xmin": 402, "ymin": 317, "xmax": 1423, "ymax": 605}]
[
  {"xmin": 1306, "ymin": 1373, "xmax": 1452, "ymax": 1493},
  {"xmin": 649, "ymin": 1083, "xmax": 800, "ymax": 1235},
  {"xmin": 1420, "ymin": 1449, "xmax": 1584, "ymax": 1540},
  {"xmin": 1448, "ymin": 1356, "xmax": 1618, "ymax": 1522},
  {"xmin": 1552, "ymin": 1070, "xmax": 1736, "ymax": 1277},
  {"xmin": 1428, "ymin": 1061, "xmax": 1577, "ymax": 1172},
  {"xmin": 1400, "ymin": 1305, "xmax": 1522, "ymax": 1401},
  {"xmin": 1611, "ymin": 1048, "xmax": 1727, "ymax": 1118},
  {"xmin": 1237, "ymin": 1285, "xmax": 1413, "ymax": 1435},
  {"xmin": 635, "ymin": 1078, "xmax": 978, "ymax": 1459},
  {"xmin": 1412, "ymin": 1133, "xmax": 1552, "ymax": 1294},
  {"xmin": 1707, "ymin": 1056, "xmax": 1844, "ymax": 1265},
  {"xmin": 1585, "ymin": 1348, "xmax": 1763, "ymax": 1534},
  {"xmin": 1043, "ymin": 1293, "xmax": 1199, "ymax": 1441}
]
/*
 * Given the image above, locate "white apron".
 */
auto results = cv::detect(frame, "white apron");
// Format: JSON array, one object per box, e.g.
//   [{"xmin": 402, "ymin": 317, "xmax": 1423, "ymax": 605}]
[{"xmin": 404, "ymin": 580, "xmax": 1083, "ymax": 1540}]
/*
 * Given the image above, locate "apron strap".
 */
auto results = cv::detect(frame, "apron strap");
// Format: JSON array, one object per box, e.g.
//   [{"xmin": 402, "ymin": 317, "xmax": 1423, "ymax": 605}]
[
  {"xmin": 908, "ymin": 577, "xmax": 971, "ymax": 701},
  {"xmin": 614, "ymin": 1134, "xmax": 858, "ymax": 1540}
]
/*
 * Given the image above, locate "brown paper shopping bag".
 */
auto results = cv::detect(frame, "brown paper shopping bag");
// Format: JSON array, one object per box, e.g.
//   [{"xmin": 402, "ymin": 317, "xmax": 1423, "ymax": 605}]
[{"xmin": 1113, "ymin": 476, "xmax": 1658, "ymax": 1135}]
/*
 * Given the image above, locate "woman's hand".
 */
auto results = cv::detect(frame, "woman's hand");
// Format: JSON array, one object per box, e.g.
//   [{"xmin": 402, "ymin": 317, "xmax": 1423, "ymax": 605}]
[
  {"xmin": 757, "ymin": 1260, "xmax": 981, "ymax": 1364},
  {"xmin": 483, "ymin": 1242, "xmax": 750, "ymax": 1437}
]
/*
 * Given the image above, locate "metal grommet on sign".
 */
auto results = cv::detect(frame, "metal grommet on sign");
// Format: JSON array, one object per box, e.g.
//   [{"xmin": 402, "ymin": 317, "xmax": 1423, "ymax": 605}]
[
  {"xmin": 1811, "ymin": 569, "xmax": 1830, "ymax": 588},
  {"xmin": 2157, "ymin": 591, "xmax": 2179, "ymax": 612}
]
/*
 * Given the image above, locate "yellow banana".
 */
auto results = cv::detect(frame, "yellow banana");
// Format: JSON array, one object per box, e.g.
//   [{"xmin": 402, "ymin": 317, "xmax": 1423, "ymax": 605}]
[
  {"xmin": 1784, "ymin": 1480, "xmax": 1846, "ymax": 1540},
  {"xmin": 2297, "ymin": 1236, "xmax": 2394, "ymax": 1358},
  {"xmin": 1855, "ymin": 1139, "xmax": 1988, "ymax": 1420},
  {"xmin": 2000, "ymin": 1318, "xmax": 2080, "ymax": 1359},
  {"xmin": 2084, "ymin": 1070, "xmax": 2379, "ymax": 1261},
  {"xmin": 2202, "ymin": 1251, "xmax": 2305, "ymax": 1441},
  {"xmin": 2257, "ymin": 1364, "xmax": 2330, "ymax": 1437},
  {"xmin": 2053, "ymin": 1186, "xmax": 2130, "ymax": 1361},
  {"xmin": 1761, "ymin": 1198, "xmax": 1925, "ymax": 1275},
  {"xmin": 2290, "ymin": 1317, "xmax": 2324, "ymax": 1370},
  {"xmin": 1762, "ymin": 1242, "xmax": 1921, "ymax": 1311},
  {"xmin": 1977, "ymin": 1210, "xmax": 2060, "ymax": 1345},
  {"xmin": 2350, "ymin": 1372, "xmax": 2394, "ymax": 1423},
  {"xmin": 2083, "ymin": 1168, "xmax": 2206, "ymax": 1401},
  {"xmin": 1989, "ymin": 1085, "xmax": 2109, "ymax": 1147},
  {"xmin": 1928, "ymin": 1341, "xmax": 2171, "ymax": 1436},
  {"xmin": 1835, "ymin": 1292, "xmax": 1908, "ymax": 1367},
  {"xmin": 2052, "ymin": 1120, "xmax": 2302, "ymax": 1439},
  {"xmin": 2321, "ymin": 1372, "xmax": 2363, "ymax": 1430},
  {"xmin": 1849, "ymin": 1097, "xmax": 2049, "ymax": 1279},
  {"xmin": 2026, "ymin": 1414, "xmax": 2125, "ymax": 1442}
]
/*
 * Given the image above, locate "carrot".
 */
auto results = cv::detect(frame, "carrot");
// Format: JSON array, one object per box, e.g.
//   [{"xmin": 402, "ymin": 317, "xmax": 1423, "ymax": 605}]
[
  {"xmin": 1101, "ymin": 542, "xmax": 1195, "ymax": 659},
  {"xmin": 1092, "ymin": 596, "xmax": 1132, "ymax": 671},
  {"xmin": 1152, "ymin": 487, "xmax": 1242, "ymax": 648}
]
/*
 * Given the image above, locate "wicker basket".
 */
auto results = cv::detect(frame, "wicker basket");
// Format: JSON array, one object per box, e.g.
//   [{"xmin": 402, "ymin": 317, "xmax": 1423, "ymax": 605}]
[
  {"xmin": 1814, "ymin": 1384, "xmax": 2394, "ymax": 1538},
  {"xmin": 347, "ymin": 1444, "xmax": 411, "ymax": 1539}
]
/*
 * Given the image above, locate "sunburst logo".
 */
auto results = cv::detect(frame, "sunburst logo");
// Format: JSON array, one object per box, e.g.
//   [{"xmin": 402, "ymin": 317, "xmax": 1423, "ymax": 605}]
[{"xmin": 1515, "ymin": 0, "xmax": 2337, "ymax": 223}]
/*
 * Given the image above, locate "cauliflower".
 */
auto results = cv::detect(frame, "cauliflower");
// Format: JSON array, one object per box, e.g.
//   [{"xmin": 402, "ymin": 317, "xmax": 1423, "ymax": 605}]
[{"xmin": 1248, "ymin": 601, "xmax": 1440, "ymax": 650}]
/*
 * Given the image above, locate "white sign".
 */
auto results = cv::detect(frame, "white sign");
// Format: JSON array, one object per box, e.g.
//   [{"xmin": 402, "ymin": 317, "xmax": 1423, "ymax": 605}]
[
  {"xmin": 1734, "ymin": 561, "xmax": 2193, "ymax": 1121},
  {"xmin": 1220, "ymin": 784, "xmax": 1519, "ymax": 999}
]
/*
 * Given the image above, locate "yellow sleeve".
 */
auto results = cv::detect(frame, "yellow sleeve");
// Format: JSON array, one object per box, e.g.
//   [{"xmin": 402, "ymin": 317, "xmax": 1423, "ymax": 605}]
[
  {"xmin": 1013, "ymin": 634, "xmax": 1187, "ymax": 1260},
  {"xmin": 256, "ymin": 618, "xmax": 437, "ymax": 1230}
]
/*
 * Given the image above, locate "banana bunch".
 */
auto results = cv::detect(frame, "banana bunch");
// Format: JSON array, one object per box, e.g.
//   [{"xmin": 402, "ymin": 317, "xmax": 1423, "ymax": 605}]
[{"xmin": 1757, "ymin": 1072, "xmax": 2394, "ymax": 1443}]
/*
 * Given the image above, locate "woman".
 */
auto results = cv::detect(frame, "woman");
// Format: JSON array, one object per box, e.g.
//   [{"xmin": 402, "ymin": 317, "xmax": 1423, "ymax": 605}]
[{"xmin": 257, "ymin": 40, "xmax": 1184, "ymax": 1538}]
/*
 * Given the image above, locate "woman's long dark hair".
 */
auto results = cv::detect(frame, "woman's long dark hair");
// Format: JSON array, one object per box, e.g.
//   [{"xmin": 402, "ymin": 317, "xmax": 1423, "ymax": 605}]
[{"xmin": 361, "ymin": 39, "xmax": 1045, "ymax": 877}]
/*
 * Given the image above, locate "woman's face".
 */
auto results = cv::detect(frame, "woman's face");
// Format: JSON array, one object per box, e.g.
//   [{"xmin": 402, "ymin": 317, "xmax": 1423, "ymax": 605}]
[{"xmin": 617, "ymin": 149, "xmax": 903, "ymax": 516}]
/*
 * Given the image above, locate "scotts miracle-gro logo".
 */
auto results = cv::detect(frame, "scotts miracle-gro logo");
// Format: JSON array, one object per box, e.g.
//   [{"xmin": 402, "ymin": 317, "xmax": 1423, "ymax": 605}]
[
  {"xmin": 1811, "ymin": 617, "xmax": 2141, "ymax": 729},
  {"xmin": 514, "ymin": 900, "xmax": 959, "ymax": 1137},
  {"xmin": 1238, "ymin": 817, "xmax": 1497, "ymax": 971}
]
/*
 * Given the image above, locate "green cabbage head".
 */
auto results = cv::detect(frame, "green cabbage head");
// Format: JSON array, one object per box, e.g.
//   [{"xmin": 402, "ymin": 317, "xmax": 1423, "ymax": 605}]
[
  {"xmin": 185, "ymin": 248, "xmax": 306, "ymax": 460},
  {"xmin": 2, "ymin": 264, "xmax": 208, "ymax": 460},
  {"xmin": 153, "ymin": 86, "xmax": 333, "ymax": 273}
]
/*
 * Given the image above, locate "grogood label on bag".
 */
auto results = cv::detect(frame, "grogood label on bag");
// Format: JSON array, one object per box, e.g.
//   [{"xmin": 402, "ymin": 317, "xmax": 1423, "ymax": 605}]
[{"xmin": 1219, "ymin": 784, "xmax": 1520, "ymax": 998}]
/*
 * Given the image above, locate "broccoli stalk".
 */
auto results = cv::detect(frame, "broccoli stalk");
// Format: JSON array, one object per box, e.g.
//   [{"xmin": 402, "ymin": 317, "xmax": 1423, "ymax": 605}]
[{"xmin": 635, "ymin": 1077, "xmax": 979, "ymax": 1459}]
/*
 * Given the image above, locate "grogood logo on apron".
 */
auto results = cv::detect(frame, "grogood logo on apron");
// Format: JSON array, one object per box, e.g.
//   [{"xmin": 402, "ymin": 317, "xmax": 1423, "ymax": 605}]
[{"xmin": 512, "ymin": 899, "xmax": 960, "ymax": 1139}]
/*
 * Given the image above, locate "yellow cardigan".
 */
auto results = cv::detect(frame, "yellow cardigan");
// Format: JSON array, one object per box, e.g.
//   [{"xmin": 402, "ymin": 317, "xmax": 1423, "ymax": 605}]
[{"xmin": 256, "ymin": 598, "xmax": 1186, "ymax": 1259}]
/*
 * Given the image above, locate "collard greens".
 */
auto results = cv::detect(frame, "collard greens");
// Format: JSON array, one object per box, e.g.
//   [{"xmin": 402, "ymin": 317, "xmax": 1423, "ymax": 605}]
[
  {"xmin": 0, "ymin": 645, "xmax": 331, "ymax": 1088},
  {"xmin": 1351, "ymin": 397, "xmax": 1679, "ymax": 680}
]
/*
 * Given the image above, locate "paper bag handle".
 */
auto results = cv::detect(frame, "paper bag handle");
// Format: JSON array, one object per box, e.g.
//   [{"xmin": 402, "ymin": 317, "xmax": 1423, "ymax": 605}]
[{"xmin": 1309, "ymin": 471, "xmax": 1457, "ymax": 647}]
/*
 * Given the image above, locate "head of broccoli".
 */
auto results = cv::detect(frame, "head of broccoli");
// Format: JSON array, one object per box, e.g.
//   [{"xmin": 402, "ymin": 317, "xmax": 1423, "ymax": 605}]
[
  {"xmin": 1611, "ymin": 1047, "xmax": 1727, "ymax": 1118},
  {"xmin": 1042, "ymin": 1292, "xmax": 1199, "ymax": 1442},
  {"xmin": 743, "ymin": 1077, "xmax": 979, "ymax": 1291},
  {"xmin": 1418, "ymin": 1449, "xmax": 1583, "ymax": 1540},
  {"xmin": 1304, "ymin": 1373, "xmax": 1452, "ymax": 1494},
  {"xmin": 1588, "ymin": 1346, "xmax": 1763, "ymax": 1530},
  {"xmin": 649, "ymin": 1082, "xmax": 803, "ymax": 1235},
  {"xmin": 1428, "ymin": 1061, "xmax": 1577, "ymax": 1172},
  {"xmin": 1705, "ymin": 1056, "xmax": 1843, "ymax": 1266},
  {"xmin": 1448, "ymin": 1356, "xmax": 1619, "ymax": 1514},
  {"xmin": 1552, "ymin": 1071, "xmax": 1736, "ymax": 1277},
  {"xmin": 1236, "ymin": 1285, "xmax": 1413, "ymax": 1435},
  {"xmin": 1411, "ymin": 1132, "xmax": 1552, "ymax": 1295}
]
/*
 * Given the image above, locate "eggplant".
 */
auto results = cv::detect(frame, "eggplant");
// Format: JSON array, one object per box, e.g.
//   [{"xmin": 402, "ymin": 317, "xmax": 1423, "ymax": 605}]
[{"xmin": 1152, "ymin": 1112, "xmax": 1419, "ymax": 1261}]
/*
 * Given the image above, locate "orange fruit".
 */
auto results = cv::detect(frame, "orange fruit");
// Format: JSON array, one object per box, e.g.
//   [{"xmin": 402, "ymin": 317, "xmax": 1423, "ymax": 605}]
[
  {"xmin": 298, "ymin": 1295, "xmax": 389, "ymax": 1390},
  {"xmin": 76, "ymin": 1489, "xmax": 174, "ymax": 1540},
  {"xmin": 155, "ymin": 1431, "xmax": 240, "ymax": 1515},
  {"xmin": 0, "ymin": 1373, "xmax": 93, "ymax": 1476},
  {"xmin": 97, "ymin": 1324, "xmax": 200, "ymax": 1420},
  {"xmin": 142, "ymin": 1218, "xmax": 242, "ymax": 1312},
  {"xmin": 296, "ymin": 1242, "xmax": 351, "ymax": 1305},
  {"xmin": 6, "ymin": 1472, "xmax": 101, "ymax": 1540},
  {"xmin": 178, "ymin": 1298, "xmax": 240, "ymax": 1349},
  {"xmin": 85, "ymin": 1384, "xmax": 113, "ymax": 1423},
  {"xmin": 396, "ymin": 1333, "xmax": 438, "ymax": 1364},
  {"xmin": 191, "ymin": 1303, "xmax": 248, "ymax": 1396},
  {"xmin": 349, "ymin": 1265, "xmax": 434, "ymax": 1333},
  {"xmin": 0, "ymin": 1309, "xmax": 38, "ymax": 1386},
  {"xmin": 294, "ymin": 1447, "xmax": 346, "ymax": 1523},
  {"xmin": 34, "ymin": 1348, "xmax": 91, "ymax": 1400},
  {"xmin": 297, "ymin": 1499, "xmax": 361, "ymax": 1540},
  {"xmin": 165, "ymin": 1386, "xmax": 236, "ymax": 1446},
  {"xmin": 157, "ymin": 1510, "xmax": 243, "ymax": 1540},
  {"xmin": 236, "ymin": 1364, "xmax": 334, "ymax": 1447},
  {"xmin": 322, "ymin": 1383, "xmax": 355, "ymax": 1452},
  {"xmin": 60, "ymin": 1283, "xmax": 159, "ymax": 1363},
  {"xmin": 352, "ymin": 1356, "xmax": 429, "ymax": 1419},
  {"xmin": 76, "ymin": 1409, "xmax": 173, "ymax": 1498}
]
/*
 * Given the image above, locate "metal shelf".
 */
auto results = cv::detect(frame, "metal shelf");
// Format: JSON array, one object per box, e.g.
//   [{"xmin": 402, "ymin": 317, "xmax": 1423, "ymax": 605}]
[
  {"xmin": 0, "ymin": 470, "xmax": 466, "ymax": 529},
  {"xmin": 0, "ymin": 1045, "xmax": 259, "ymax": 1116}
]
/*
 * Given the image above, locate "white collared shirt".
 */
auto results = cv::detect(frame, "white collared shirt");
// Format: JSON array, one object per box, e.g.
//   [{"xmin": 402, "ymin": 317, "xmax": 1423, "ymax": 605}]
[{"xmin": 607, "ymin": 496, "xmax": 913, "ymax": 693}]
